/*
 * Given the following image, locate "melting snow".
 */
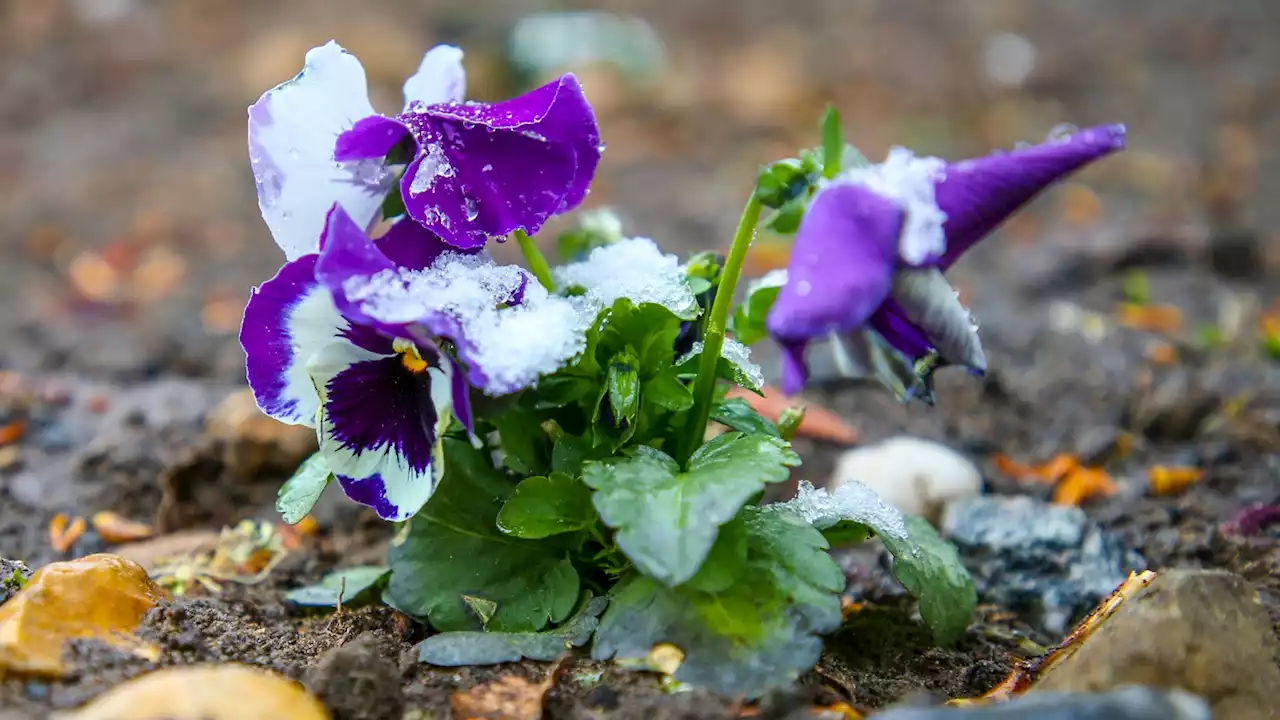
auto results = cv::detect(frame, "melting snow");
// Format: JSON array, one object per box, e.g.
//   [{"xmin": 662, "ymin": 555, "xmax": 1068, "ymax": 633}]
[
  {"xmin": 839, "ymin": 148, "xmax": 948, "ymax": 266},
  {"xmin": 773, "ymin": 480, "xmax": 908, "ymax": 540},
  {"xmin": 554, "ymin": 237, "xmax": 699, "ymax": 320}
]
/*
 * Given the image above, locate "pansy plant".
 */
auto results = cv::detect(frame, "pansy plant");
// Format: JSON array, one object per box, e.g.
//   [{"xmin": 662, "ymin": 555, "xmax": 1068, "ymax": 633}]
[{"xmin": 244, "ymin": 41, "xmax": 1126, "ymax": 698}]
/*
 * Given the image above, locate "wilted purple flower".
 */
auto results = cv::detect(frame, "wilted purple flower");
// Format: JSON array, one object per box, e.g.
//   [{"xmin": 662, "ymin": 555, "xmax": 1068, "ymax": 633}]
[
  {"xmin": 241, "ymin": 204, "xmax": 587, "ymax": 521},
  {"xmin": 767, "ymin": 124, "xmax": 1127, "ymax": 395},
  {"xmin": 249, "ymin": 41, "xmax": 601, "ymax": 258}
]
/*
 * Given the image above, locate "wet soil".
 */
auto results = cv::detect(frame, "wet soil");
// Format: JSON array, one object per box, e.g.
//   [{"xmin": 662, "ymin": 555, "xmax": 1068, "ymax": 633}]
[{"xmin": 3, "ymin": 1, "xmax": 1280, "ymax": 718}]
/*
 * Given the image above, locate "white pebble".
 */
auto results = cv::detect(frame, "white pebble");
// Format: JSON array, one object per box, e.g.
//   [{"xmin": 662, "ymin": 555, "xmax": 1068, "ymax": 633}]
[{"xmin": 828, "ymin": 436, "xmax": 982, "ymax": 524}]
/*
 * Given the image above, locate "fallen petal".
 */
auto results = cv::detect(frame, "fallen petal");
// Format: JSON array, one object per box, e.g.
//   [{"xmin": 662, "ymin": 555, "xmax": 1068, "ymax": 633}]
[
  {"xmin": 0, "ymin": 554, "xmax": 165, "ymax": 676},
  {"xmin": 58, "ymin": 664, "xmax": 330, "ymax": 720}
]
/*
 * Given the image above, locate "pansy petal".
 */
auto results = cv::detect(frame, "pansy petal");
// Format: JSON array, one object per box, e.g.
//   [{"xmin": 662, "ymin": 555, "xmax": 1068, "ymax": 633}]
[
  {"xmin": 888, "ymin": 267, "xmax": 986, "ymax": 372},
  {"xmin": 403, "ymin": 45, "xmax": 466, "ymax": 109},
  {"xmin": 767, "ymin": 183, "xmax": 905, "ymax": 343},
  {"xmin": 248, "ymin": 41, "xmax": 397, "ymax": 260},
  {"xmin": 241, "ymin": 255, "xmax": 349, "ymax": 427},
  {"xmin": 334, "ymin": 115, "xmax": 410, "ymax": 162},
  {"xmin": 869, "ymin": 301, "xmax": 934, "ymax": 361},
  {"xmin": 778, "ymin": 340, "xmax": 810, "ymax": 397},
  {"xmin": 937, "ymin": 124, "xmax": 1127, "ymax": 268},
  {"xmin": 398, "ymin": 121, "xmax": 577, "ymax": 248},
  {"xmin": 309, "ymin": 341, "xmax": 451, "ymax": 521}
]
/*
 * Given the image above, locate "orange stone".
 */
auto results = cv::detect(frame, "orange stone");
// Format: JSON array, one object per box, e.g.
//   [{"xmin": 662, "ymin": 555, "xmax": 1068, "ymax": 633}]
[
  {"xmin": 0, "ymin": 554, "xmax": 166, "ymax": 676},
  {"xmin": 59, "ymin": 664, "xmax": 331, "ymax": 720}
]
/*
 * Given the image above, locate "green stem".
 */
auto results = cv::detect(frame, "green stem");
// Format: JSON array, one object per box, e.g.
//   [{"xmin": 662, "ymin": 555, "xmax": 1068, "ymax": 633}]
[
  {"xmin": 679, "ymin": 194, "xmax": 764, "ymax": 466},
  {"xmin": 514, "ymin": 229, "xmax": 556, "ymax": 291}
]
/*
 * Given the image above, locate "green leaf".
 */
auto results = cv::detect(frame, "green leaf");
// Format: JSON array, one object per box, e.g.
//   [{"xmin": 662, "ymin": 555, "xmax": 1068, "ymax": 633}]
[
  {"xmin": 820, "ymin": 104, "xmax": 844, "ymax": 179},
  {"xmin": 879, "ymin": 516, "xmax": 977, "ymax": 646},
  {"xmin": 286, "ymin": 565, "xmax": 389, "ymax": 607},
  {"xmin": 497, "ymin": 473, "xmax": 596, "ymax": 539},
  {"xmin": 710, "ymin": 397, "xmax": 779, "ymax": 437},
  {"xmin": 531, "ymin": 374, "xmax": 596, "ymax": 409},
  {"xmin": 581, "ymin": 433, "xmax": 799, "ymax": 586},
  {"xmin": 645, "ymin": 372, "xmax": 693, "ymax": 412},
  {"xmin": 276, "ymin": 452, "xmax": 332, "ymax": 525},
  {"xmin": 729, "ymin": 273, "xmax": 784, "ymax": 347},
  {"xmin": 491, "ymin": 408, "xmax": 551, "ymax": 475},
  {"xmin": 754, "ymin": 157, "xmax": 812, "ymax": 210},
  {"xmin": 419, "ymin": 594, "xmax": 608, "ymax": 665},
  {"xmin": 776, "ymin": 406, "xmax": 805, "ymax": 441},
  {"xmin": 388, "ymin": 439, "xmax": 581, "ymax": 632},
  {"xmin": 551, "ymin": 436, "xmax": 591, "ymax": 475},
  {"xmin": 606, "ymin": 350, "xmax": 640, "ymax": 426},
  {"xmin": 763, "ymin": 200, "xmax": 806, "ymax": 236},
  {"xmin": 592, "ymin": 507, "xmax": 843, "ymax": 698}
]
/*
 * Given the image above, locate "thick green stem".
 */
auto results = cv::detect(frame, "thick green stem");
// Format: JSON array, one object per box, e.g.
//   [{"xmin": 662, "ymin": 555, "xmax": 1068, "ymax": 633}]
[
  {"xmin": 679, "ymin": 194, "xmax": 764, "ymax": 466},
  {"xmin": 514, "ymin": 229, "xmax": 556, "ymax": 291}
]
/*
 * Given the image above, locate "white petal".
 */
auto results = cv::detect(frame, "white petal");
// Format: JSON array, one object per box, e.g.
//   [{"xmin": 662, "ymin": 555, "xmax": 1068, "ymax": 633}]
[
  {"xmin": 890, "ymin": 267, "xmax": 986, "ymax": 371},
  {"xmin": 248, "ymin": 41, "xmax": 395, "ymax": 260},
  {"xmin": 403, "ymin": 44, "xmax": 466, "ymax": 110}
]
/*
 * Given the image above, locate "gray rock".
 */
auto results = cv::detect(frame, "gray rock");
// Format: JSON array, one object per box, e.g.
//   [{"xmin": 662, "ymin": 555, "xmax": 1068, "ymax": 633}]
[
  {"xmin": 1035, "ymin": 568, "xmax": 1280, "ymax": 720},
  {"xmin": 871, "ymin": 686, "xmax": 1209, "ymax": 719},
  {"xmin": 1, "ymin": 558, "xmax": 32, "ymax": 605},
  {"xmin": 941, "ymin": 496, "xmax": 1146, "ymax": 634}
]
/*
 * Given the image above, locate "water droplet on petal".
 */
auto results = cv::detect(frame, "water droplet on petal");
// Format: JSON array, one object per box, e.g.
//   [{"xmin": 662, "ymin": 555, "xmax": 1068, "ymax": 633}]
[
  {"xmin": 1047, "ymin": 123, "xmax": 1080, "ymax": 143},
  {"xmin": 596, "ymin": 142, "xmax": 607, "ymax": 155}
]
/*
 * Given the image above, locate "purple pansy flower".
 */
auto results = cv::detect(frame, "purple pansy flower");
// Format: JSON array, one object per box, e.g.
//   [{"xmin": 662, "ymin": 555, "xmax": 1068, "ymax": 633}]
[
  {"xmin": 249, "ymin": 41, "xmax": 601, "ymax": 257},
  {"xmin": 241, "ymin": 204, "xmax": 588, "ymax": 521},
  {"xmin": 768, "ymin": 124, "xmax": 1127, "ymax": 395}
]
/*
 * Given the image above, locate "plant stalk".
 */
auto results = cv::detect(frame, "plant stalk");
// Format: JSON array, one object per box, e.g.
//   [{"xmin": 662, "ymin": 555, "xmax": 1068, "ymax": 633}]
[
  {"xmin": 679, "ymin": 194, "xmax": 764, "ymax": 466},
  {"xmin": 514, "ymin": 229, "xmax": 556, "ymax": 291}
]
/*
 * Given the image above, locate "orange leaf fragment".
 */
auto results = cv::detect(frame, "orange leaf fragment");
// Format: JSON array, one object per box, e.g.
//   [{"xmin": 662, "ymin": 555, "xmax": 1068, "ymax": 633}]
[
  {"xmin": 813, "ymin": 701, "xmax": 865, "ymax": 720},
  {"xmin": 993, "ymin": 453, "xmax": 1079, "ymax": 483},
  {"xmin": 49, "ymin": 514, "xmax": 87, "ymax": 554},
  {"xmin": 725, "ymin": 386, "xmax": 858, "ymax": 445},
  {"xmin": 1148, "ymin": 465, "xmax": 1204, "ymax": 496},
  {"xmin": 452, "ymin": 674, "xmax": 550, "ymax": 720},
  {"xmin": 0, "ymin": 554, "xmax": 166, "ymax": 676},
  {"xmin": 1144, "ymin": 341, "xmax": 1178, "ymax": 365},
  {"xmin": 1118, "ymin": 303, "xmax": 1182, "ymax": 333},
  {"xmin": 92, "ymin": 512, "xmax": 154, "ymax": 544},
  {"xmin": 59, "ymin": 664, "xmax": 328, "ymax": 720},
  {"xmin": 0, "ymin": 419, "xmax": 26, "ymax": 446},
  {"xmin": 1052, "ymin": 467, "xmax": 1118, "ymax": 506}
]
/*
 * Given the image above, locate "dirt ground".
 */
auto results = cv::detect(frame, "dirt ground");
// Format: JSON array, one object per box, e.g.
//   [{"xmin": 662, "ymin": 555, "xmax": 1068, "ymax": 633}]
[{"xmin": 1, "ymin": 1, "xmax": 1278, "ymax": 717}]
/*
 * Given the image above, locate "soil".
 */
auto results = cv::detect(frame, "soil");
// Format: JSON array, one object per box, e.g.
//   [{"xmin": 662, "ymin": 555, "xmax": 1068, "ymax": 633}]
[{"xmin": 2, "ymin": 1, "xmax": 1279, "ymax": 718}]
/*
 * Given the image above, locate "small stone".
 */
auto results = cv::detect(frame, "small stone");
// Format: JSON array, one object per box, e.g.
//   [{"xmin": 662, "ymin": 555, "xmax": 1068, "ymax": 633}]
[
  {"xmin": 941, "ymin": 496, "xmax": 1146, "ymax": 634},
  {"xmin": 874, "ymin": 686, "xmax": 1209, "ymax": 719},
  {"xmin": 205, "ymin": 388, "xmax": 316, "ymax": 479},
  {"xmin": 830, "ymin": 437, "xmax": 982, "ymax": 524},
  {"xmin": 304, "ymin": 633, "xmax": 403, "ymax": 720},
  {"xmin": 1033, "ymin": 569, "xmax": 1280, "ymax": 719},
  {"xmin": 1, "ymin": 558, "xmax": 32, "ymax": 605},
  {"xmin": 0, "ymin": 554, "xmax": 165, "ymax": 676},
  {"xmin": 58, "ymin": 663, "xmax": 331, "ymax": 719}
]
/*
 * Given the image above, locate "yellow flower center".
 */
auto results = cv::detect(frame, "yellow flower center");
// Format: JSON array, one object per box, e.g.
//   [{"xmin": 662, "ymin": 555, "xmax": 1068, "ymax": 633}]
[{"xmin": 393, "ymin": 338, "xmax": 430, "ymax": 374}]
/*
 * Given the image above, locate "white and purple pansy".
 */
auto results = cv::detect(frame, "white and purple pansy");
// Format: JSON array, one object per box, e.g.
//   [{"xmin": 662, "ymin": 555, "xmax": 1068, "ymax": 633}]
[
  {"xmin": 249, "ymin": 41, "xmax": 601, "ymax": 257},
  {"xmin": 241, "ymin": 204, "xmax": 589, "ymax": 522},
  {"xmin": 767, "ymin": 124, "xmax": 1127, "ymax": 395}
]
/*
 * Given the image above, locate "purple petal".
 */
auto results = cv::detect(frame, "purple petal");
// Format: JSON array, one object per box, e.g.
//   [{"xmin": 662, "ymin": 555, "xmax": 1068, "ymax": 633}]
[
  {"xmin": 310, "ymin": 341, "xmax": 451, "ymax": 521},
  {"xmin": 403, "ymin": 45, "xmax": 466, "ymax": 109},
  {"xmin": 767, "ymin": 183, "xmax": 905, "ymax": 344},
  {"xmin": 334, "ymin": 115, "xmax": 410, "ymax": 162},
  {"xmin": 778, "ymin": 340, "xmax": 810, "ymax": 397},
  {"xmin": 937, "ymin": 124, "xmax": 1127, "ymax": 268},
  {"xmin": 396, "ymin": 74, "xmax": 601, "ymax": 248},
  {"xmin": 241, "ymin": 253, "xmax": 370, "ymax": 427},
  {"xmin": 869, "ymin": 301, "xmax": 934, "ymax": 360},
  {"xmin": 247, "ymin": 41, "xmax": 397, "ymax": 260}
]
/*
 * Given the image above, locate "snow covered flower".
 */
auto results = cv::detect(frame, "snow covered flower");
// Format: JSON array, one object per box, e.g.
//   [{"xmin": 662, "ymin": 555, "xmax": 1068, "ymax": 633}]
[
  {"xmin": 248, "ymin": 41, "xmax": 601, "ymax": 259},
  {"xmin": 767, "ymin": 124, "xmax": 1127, "ymax": 394},
  {"xmin": 241, "ymin": 203, "xmax": 588, "ymax": 521}
]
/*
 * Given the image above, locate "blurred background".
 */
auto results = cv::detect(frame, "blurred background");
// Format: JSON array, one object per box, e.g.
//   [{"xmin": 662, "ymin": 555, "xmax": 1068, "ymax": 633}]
[{"xmin": 1, "ymin": 0, "xmax": 1277, "ymax": 381}]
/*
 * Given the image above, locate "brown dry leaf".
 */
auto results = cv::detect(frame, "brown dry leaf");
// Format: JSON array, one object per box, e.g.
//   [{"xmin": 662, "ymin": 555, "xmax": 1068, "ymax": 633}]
[
  {"xmin": 0, "ymin": 554, "xmax": 166, "ymax": 677},
  {"xmin": 92, "ymin": 512, "xmax": 154, "ymax": 544},
  {"xmin": 1052, "ymin": 467, "xmax": 1118, "ymax": 506},
  {"xmin": 55, "ymin": 664, "xmax": 330, "ymax": 720},
  {"xmin": 452, "ymin": 675, "xmax": 551, "ymax": 720},
  {"xmin": 1057, "ymin": 184, "xmax": 1104, "ymax": 230},
  {"xmin": 112, "ymin": 529, "xmax": 221, "ymax": 572},
  {"xmin": 1144, "ymin": 340, "xmax": 1178, "ymax": 365},
  {"xmin": 950, "ymin": 571, "xmax": 1157, "ymax": 705},
  {"xmin": 49, "ymin": 514, "xmax": 87, "ymax": 554},
  {"xmin": 725, "ymin": 386, "xmax": 858, "ymax": 445},
  {"xmin": 1118, "ymin": 303, "xmax": 1183, "ymax": 333},
  {"xmin": 67, "ymin": 251, "xmax": 120, "ymax": 303},
  {"xmin": 1148, "ymin": 465, "xmax": 1204, "ymax": 496}
]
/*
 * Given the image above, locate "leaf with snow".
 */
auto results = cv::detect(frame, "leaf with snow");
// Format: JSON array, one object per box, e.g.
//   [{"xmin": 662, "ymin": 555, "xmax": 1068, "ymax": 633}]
[
  {"xmin": 676, "ymin": 338, "xmax": 764, "ymax": 393},
  {"xmin": 555, "ymin": 237, "xmax": 700, "ymax": 321}
]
